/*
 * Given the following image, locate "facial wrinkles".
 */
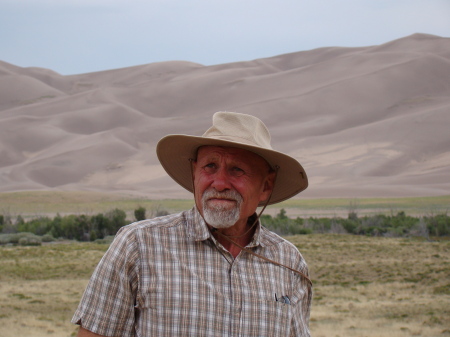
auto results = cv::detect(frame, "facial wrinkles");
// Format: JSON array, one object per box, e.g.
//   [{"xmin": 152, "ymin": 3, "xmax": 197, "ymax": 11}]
[{"xmin": 201, "ymin": 188, "xmax": 243, "ymax": 228}]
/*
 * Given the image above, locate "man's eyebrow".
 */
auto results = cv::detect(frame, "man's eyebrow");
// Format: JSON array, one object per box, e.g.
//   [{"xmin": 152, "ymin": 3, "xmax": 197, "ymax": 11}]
[{"xmin": 198, "ymin": 154, "xmax": 220, "ymax": 162}]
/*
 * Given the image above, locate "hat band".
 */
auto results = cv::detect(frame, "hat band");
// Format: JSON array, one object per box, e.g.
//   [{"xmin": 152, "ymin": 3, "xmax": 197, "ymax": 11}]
[{"xmin": 203, "ymin": 135, "xmax": 273, "ymax": 150}]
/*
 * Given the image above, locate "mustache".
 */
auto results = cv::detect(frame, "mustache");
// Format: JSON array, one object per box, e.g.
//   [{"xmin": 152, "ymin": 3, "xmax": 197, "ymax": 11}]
[{"xmin": 202, "ymin": 188, "xmax": 242, "ymax": 202}]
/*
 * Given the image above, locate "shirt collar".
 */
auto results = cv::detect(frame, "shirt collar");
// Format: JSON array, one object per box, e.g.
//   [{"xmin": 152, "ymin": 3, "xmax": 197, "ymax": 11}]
[{"xmin": 185, "ymin": 207, "xmax": 211, "ymax": 241}]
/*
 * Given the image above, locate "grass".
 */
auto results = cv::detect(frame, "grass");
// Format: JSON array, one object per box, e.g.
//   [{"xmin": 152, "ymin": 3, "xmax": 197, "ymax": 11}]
[
  {"xmin": 0, "ymin": 191, "xmax": 195, "ymax": 220},
  {"xmin": 0, "ymin": 235, "xmax": 449, "ymax": 337},
  {"xmin": 1, "ymin": 191, "xmax": 449, "ymax": 219},
  {"xmin": 0, "ymin": 242, "xmax": 109, "ymax": 337},
  {"xmin": 287, "ymin": 234, "xmax": 450, "ymax": 337},
  {"xmin": 270, "ymin": 195, "xmax": 450, "ymax": 218}
]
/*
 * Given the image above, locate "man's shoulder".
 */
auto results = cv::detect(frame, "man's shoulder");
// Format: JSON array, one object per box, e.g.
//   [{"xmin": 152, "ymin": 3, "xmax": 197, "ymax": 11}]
[
  {"xmin": 125, "ymin": 210, "xmax": 188, "ymax": 232},
  {"xmin": 259, "ymin": 227, "xmax": 310, "ymax": 275},
  {"xmin": 112, "ymin": 207, "xmax": 207, "ymax": 245},
  {"xmin": 260, "ymin": 226, "xmax": 295, "ymax": 248},
  {"xmin": 260, "ymin": 226, "xmax": 306, "ymax": 258},
  {"xmin": 110, "ymin": 210, "xmax": 191, "ymax": 247}
]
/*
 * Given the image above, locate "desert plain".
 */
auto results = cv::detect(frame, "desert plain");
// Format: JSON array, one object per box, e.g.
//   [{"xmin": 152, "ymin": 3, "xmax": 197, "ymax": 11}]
[{"xmin": 0, "ymin": 234, "xmax": 449, "ymax": 337}]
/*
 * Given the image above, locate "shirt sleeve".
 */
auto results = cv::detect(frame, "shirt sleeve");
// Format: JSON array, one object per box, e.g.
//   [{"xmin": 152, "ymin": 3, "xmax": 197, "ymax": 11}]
[
  {"xmin": 290, "ymin": 255, "xmax": 312, "ymax": 337},
  {"xmin": 72, "ymin": 226, "xmax": 140, "ymax": 337}
]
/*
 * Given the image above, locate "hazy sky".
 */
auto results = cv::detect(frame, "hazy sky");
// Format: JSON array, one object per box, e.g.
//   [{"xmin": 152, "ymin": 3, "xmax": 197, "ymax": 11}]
[{"xmin": 1, "ymin": 0, "xmax": 449, "ymax": 75}]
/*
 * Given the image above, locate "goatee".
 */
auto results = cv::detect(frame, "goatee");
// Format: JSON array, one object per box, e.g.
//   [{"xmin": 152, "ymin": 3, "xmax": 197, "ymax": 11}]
[{"xmin": 201, "ymin": 188, "xmax": 243, "ymax": 228}]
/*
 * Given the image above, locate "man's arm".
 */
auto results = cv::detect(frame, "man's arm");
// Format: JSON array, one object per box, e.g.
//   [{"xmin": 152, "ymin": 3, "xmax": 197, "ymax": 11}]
[
  {"xmin": 77, "ymin": 326, "xmax": 106, "ymax": 337},
  {"xmin": 72, "ymin": 226, "xmax": 140, "ymax": 337}
]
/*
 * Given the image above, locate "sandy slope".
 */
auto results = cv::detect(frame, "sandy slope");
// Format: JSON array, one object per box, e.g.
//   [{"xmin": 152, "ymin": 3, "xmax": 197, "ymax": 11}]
[{"xmin": 0, "ymin": 33, "xmax": 449, "ymax": 199}]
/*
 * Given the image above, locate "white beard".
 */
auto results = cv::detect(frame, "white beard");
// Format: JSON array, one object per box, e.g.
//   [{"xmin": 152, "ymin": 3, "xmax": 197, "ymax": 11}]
[{"xmin": 201, "ymin": 188, "xmax": 243, "ymax": 228}]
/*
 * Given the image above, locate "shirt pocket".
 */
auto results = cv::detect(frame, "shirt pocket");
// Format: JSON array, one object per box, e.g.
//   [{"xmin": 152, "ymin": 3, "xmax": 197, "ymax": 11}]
[
  {"xmin": 139, "ymin": 280, "xmax": 232, "ymax": 336},
  {"xmin": 239, "ymin": 298, "xmax": 292, "ymax": 336}
]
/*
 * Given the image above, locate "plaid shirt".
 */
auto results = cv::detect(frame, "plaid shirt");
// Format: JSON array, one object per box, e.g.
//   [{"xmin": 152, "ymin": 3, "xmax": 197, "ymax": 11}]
[{"xmin": 72, "ymin": 207, "xmax": 312, "ymax": 336}]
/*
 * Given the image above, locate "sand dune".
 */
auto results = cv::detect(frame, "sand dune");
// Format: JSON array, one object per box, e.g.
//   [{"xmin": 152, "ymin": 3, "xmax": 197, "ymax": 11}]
[{"xmin": 0, "ymin": 33, "xmax": 449, "ymax": 199}]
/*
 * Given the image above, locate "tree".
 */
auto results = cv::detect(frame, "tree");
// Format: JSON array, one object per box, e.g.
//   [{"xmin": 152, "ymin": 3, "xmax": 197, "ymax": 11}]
[
  {"xmin": 91, "ymin": 213, "xmax": 111, "ymax": 239},
  {"xmin": 277, "ymin": 208, "xmax": 288, "ymax": 220},
  {"xmin": 106, "ymin": 208, "xmax": 127, "ymax": 234}
]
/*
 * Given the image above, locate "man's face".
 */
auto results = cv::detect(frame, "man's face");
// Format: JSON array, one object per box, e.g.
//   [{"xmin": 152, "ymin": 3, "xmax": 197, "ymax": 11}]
[{"xmin": 193, "ymin": 146, "xmax": 274, "ymax": 228}]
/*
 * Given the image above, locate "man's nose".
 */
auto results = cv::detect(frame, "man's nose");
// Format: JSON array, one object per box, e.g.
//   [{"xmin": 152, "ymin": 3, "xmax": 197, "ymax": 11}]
[{"xmin": 211, "ymin": 167, "xmax": 232, "ymax": 191}]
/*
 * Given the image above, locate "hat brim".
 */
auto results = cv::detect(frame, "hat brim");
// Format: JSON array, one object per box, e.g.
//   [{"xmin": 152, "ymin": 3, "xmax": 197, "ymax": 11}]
[{"xmin": 156, "ymin": 135, "xmax": 308, "ymax": 205}]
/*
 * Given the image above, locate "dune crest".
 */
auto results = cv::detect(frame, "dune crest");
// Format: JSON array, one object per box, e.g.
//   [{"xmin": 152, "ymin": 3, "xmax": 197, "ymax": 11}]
[{"xmin": 1, "ymin": 33, "xmax": 449, "ymax": 199}]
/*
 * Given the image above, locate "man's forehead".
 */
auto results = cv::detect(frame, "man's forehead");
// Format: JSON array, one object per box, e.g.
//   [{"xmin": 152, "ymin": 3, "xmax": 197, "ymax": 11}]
[{"xmin": 196, "ymin": 146, "xmax": 271, "ymax": 169}]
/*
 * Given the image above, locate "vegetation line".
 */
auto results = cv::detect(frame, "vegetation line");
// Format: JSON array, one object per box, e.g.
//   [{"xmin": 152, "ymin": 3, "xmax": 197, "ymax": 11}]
[{"xmin": 1, "ymin": 205, "xmax": 448, "ymax": 246}]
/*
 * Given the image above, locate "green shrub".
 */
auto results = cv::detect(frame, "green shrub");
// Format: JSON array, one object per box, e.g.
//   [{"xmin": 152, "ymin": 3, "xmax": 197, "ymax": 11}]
[
  {"xmin": 155, "ymin": 209, "xmax": 169, "ymax": 217},
  {"xmin": 18, "ymin": 216, "xmax": 52, "ymax": 236},
  {"xmin": 7, "ymin": 233, "xmax": 21, "ymax": 244},
  {"xmin": 134, "ymin": 206, "xmax": 146, "ymax": 221},
  {"xmin": 341, "ymin": 219, "xmax": 358, "ymax": 234},
  {"xmin": 6, "ymin": 206, "xmax": 446, "ymax": 242},
  {"xmin": 95, "ymin": 235, "xmax": 115, "ymax": 245},
  {"xmin": 425, "ymin": 214, "xmax": 450, "ymax": 236},
  {"xmin": 106, "ymin": 208, "xmax": 127, "ymax": 234},
  {"xmin": 41, "ymin": 234, "xmax": 55, "ymax": 242},
  {"xmin": 0, "ymin": 234, "xmax": 11, "ymax": 244},
  {"xmin": 18, "ymin": 234, "xmax": 42, "ymax": 246}
]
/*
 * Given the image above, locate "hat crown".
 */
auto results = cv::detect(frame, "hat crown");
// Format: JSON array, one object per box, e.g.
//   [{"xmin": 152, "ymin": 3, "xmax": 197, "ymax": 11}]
[{"xmin": 203, "ymin": 112, "xmax": 273, "ymax": 149}]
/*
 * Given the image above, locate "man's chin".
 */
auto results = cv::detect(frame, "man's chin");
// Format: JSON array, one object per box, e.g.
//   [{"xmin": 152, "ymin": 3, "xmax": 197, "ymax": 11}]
[{"xmin": 202, "ymin": 207, "xmax": 240, "ymax": 229}]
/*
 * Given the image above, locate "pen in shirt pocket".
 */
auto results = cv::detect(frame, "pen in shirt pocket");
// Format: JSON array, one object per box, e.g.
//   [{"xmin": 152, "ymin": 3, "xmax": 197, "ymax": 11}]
[{"xmin": 275, "ymin": 293, "xmax": 291, "ymax": 304}]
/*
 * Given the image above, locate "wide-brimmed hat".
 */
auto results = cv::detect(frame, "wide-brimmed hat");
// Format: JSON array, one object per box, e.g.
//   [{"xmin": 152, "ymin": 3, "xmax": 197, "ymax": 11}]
[{"xmin": 156, "ymin": 111, "xmax": 308, "ymax": 205}]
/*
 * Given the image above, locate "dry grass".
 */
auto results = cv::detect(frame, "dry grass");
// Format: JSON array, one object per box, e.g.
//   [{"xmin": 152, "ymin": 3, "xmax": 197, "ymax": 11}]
[
  {"xmin": 1, "ymin": 191, "xmax": 449, "ymax": 219},
  {"xmin": 0, "ymin": 235, "xmax": 449, "ymax": 337},
  {"xmin": 288, "ymin": 234, "xmax": 450, "ymax": 337},
  {"xmin": 0, "ymin": 242, "xmax": 107, "ymax": 337},
  {"xmin": 0, "ymin": 191, "xmax": 194, "ymax": 221}
]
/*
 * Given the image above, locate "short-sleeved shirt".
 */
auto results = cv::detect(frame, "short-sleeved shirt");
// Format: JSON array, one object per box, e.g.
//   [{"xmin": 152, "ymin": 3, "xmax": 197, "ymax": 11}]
[{"xmin": 72, "ymin": 207, "xmax": 312, "ymax": 336}]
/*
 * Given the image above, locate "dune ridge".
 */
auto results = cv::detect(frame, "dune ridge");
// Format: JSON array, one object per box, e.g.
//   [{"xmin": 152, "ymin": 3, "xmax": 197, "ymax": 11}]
[{"xmin": 1, "ymin": 33, "xmax": 449, "ymax": 199}]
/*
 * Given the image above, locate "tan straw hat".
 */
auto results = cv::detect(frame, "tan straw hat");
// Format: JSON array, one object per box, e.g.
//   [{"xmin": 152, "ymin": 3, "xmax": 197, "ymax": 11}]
[{"xmin": 156, "ymin": 111, "xmax": 308, "ymax": 205}]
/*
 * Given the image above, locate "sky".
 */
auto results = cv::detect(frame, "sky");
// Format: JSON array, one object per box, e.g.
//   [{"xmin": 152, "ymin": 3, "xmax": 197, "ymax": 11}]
[{"xmin": 1, "ymin": 0, "xmax": 449, "ymax": 75}]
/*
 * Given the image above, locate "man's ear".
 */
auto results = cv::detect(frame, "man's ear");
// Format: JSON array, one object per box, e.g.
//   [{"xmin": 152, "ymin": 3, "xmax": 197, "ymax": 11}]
[
  {"xmin": 259, "ymin": 171, "xmax": 276, "ymax": 202},
  {"xmin": 191, "ymin": 160, "xmax": 198, "ymax": 179}
]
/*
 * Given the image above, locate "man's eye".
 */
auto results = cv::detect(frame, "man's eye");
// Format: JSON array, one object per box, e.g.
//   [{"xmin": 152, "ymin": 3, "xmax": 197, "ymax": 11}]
[
  {"xmin": 203, "ymin": 163, "xmax": 216, "ymax": 172},
  {"xmin": 231, "ymin": 167, "xmax": 245, "ymax": 177}
]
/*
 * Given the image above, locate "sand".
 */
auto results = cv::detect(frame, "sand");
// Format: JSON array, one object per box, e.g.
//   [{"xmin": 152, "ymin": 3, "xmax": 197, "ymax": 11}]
[{"xmin": 0, "ymin": 33, "xmax": 449, "ymax": 199}]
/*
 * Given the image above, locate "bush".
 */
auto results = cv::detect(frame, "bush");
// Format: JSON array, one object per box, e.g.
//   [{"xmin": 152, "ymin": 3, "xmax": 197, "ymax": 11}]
[
  {"xmin": 261, "ymin": 212, "xmax": 311, "ymax": 235},
  {"xmin": 0, "ymin": 232, "xmax": 42, "ymax": 245},
  {"xmin": 18, "ymin": 216, "xmax": 52, "ymax": 236},
  {"xmin": 341, "ymin": 219, "xmax": 358, "ymax": 234},
  {"xmin": 425, "ymin": 214, "xmax": 450, "ymax": 236},
  {"xmin": 90, "ymin": 213, "xmax": 111, "ymax": 240},
  {"xmin": 134, "ymin": 206, "xmax": 146, "ymax": 221},
  {"xmin": 0, "ymin": 234, "xmax": 12, "ymax": 245},
  {"xmin": 106, "ymin": 208, "xmax": 127, "ymax": 234},
  {"xmin": 155, "ymin": 209, "xmax": 169, "ymax": 217},
  {"xmin": 6, "ymin": 208, "xmax": 130, "ymax": 242},
  {"xmin": 18, "ymin": 234, "xmax": 42, "ymax": 246},
  {"xmin": 7, "ymin": 233, "xmax": 22, "ymax": 244},
  {"xmin": 41, "ymin": 234, "xmax": 55, "ymax": 242},
  {"xmin": 95, "ymin": 235, "xmax": 115, "ymax": 245},
  {"xmin": 6, "ymin": 206, "xmax": 446, "ymax": 241}
]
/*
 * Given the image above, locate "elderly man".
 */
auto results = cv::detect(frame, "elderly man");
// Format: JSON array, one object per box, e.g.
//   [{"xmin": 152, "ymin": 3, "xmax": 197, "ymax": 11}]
[{"xmin": 73, "ymin": 112, "xmax": 312, "ymax": 336}]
